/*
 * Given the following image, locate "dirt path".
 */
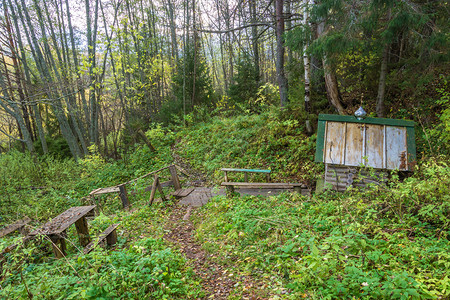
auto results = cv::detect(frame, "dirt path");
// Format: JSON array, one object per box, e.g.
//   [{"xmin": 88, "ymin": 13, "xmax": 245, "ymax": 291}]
[
  {"xmin": 163, "ymin": 204, "xmax": 266, "ymax": 300},
  {"xmin": 167, "ymin": 143, "xmax": 269, "ymax": 299}
]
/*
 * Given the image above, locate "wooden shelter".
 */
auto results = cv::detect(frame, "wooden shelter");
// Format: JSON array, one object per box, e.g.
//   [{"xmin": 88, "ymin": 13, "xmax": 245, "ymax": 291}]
[{"xmin": 315, "ymin": 114, "xmax": 416, "ymax": 191}]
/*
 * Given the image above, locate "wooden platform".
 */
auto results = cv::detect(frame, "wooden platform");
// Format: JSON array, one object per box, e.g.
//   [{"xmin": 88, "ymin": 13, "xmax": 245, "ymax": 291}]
[
  {"xmin": 177, "ymin": 186, "xmax": 308, "ymax": 208},
  {"xmin": 171, "ymin": 187, "xmax": 195, "ymax": 198},
  {"xmin": 179, "ymin": 187, "xmax": 224, "ymax": 207},
  {"xmin": 29, "ymin": 205, "xmax": 96, "ymax": 258},
  {"xmin": 0, "ymin": 216, "xmax": 31, "ymax": 238},
  {"xmin": 29, "ymin": 206, "xmax": 96, "ymax": 236}
]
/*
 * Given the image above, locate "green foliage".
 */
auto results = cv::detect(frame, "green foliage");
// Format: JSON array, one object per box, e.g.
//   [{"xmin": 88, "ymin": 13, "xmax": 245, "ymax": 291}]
[
  {"xmin": 1, "ymin": 236, "xmax": 201, "ymax": 299},
  {"xmin": 164, "ymin": 42, "xmax": 215, "ymax": 125},
  {"xmin": 424, "ymin": 75, "xmax": 450, "ymax": 156},
  {"xmin": 34, "ymin": 136, "xmax": 72, "ymax": 159},
  {"xmin": 0, "ymin": 124, "xmax": 176, "ymax": 223},
  {"xmin": 176, "ymin": 110, "xmax": 320, "ymax": 184},
  {"xmin": 228, "ymin": 55, "xmax": 260, "ymax": 106},
  {"xmin": 195, "ymin": 157, "xmax": 450, "ymax": 298}
]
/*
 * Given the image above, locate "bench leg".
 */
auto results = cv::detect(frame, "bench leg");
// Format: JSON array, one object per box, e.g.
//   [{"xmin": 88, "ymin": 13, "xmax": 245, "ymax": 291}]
[
  {"xmin": 106, "ymin": 229, "xmax": 117, "ymax": 246},
  {"xmin": 50, "ymin": 234, "xmax": 67, "ymax": 258},
  {"xmin": 225, "ymin": 185, "xmax": 235, "ymax": 198},
  {"xmin": 75, "ymin": 217, "xmax": 91, "ymax": 247}
]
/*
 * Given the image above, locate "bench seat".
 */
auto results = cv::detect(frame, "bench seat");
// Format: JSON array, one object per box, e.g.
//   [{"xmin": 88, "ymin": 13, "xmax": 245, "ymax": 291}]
[
  {"xmin": 221, "ymin": 182, "xmax": 305, "ymax": 189},
  {"xmin": 83, "ymin": 224, "xmax": 119, "ymax": 254},
  {"xmin": 221, "ymin": 182, "xmax": 308, "ymax": 197}
]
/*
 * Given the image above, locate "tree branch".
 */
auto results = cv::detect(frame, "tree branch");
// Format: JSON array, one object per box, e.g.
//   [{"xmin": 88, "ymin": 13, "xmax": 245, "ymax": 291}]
[
  {"xmin": 198, "ymin": 22, "xmax": 275, "ymax": 34},
  {"xmin": 0, "ymin": 126, "xmax": 25, "ymax": 142}
]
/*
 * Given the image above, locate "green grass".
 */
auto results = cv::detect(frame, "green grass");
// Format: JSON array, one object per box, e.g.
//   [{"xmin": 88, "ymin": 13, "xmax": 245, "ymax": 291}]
[
  {"xmin": 1, "ymin": 111, "xmax": 449, "ymax": 299},
  {"xmin": 175, "ymin": 110, "xmax": 321, "ymax": 185},
  {"xmin": 193, "ymin": 159, "xmax": 450, "ymax": 299}
]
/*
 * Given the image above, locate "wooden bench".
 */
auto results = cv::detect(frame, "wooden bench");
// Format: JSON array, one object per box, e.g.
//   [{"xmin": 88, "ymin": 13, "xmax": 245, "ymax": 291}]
[
  {"xmin": 29, "ymin": 206, "xmax": 96, "ymax": 258},
  {"xmin": 0, "ymin": 216, "xmax": 31, "ymax": 238},
  {"xmin": 221, "ymin": 182, "xmax": 307, "ymax": 196},
  {"xmin": 83, "ymin": 224, "xmax": 119, "ymax": 254},
  {"xmin": 221, "ymin": 168, "xmax": 271, "ymax": 182}
]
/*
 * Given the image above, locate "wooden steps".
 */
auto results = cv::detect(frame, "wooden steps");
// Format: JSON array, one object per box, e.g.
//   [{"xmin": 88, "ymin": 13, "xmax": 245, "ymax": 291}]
[
  {"xmin": 171, "ymin": 187, "xmax": 195, "ymax": 198},
  {"xmin": 83, "ymin": 224, "xmax": 119, "ymax": 254}
]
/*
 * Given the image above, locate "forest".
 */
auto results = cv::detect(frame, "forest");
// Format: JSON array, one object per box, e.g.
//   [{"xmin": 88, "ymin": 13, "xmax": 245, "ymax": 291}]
[{"xmin": 0, "ymin": 0, "xmax": 449, "ymax": 299}]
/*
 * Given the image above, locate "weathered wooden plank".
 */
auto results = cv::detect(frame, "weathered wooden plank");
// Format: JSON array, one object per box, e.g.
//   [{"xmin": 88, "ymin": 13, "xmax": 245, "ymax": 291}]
[
  {"xmin": 169, "ymin": 165, "xmax": 182, "ymax": 190},
  {"xmin": 386, "ymin": 126, "xmax": 407, "ymax": 170},
  {"xmin": 324, "ymin": 122, "xmax": 346, "ymax": 165},
  {"xmin": 118, "ymin": 184, "xmax": 130, "ymax": 209},
  {"xmin": 83, "ymin": 224, "xmax": 119, "ymax": 254},
  {"xmin": 0, "ymin": 216, "xmax": 31, "ymax": 238},
  {"xmin": 149, "ymin": 176, "xmax": 159, "ymax": 205},
  {"xmin": 29, "ymin": 206, "xmax": 96, "ymax": 236},
  {"xmin": 324, "ymin": 164, "xmax": 387, "ymax": 191},
  {"xmin": 221, "ymin": 168, "xmax": 271, "ymax": 173},
  {"xmin": 221, "ymin": 182, "xmax": 306, "ymax": 188},
  {"xmin": 90, "ymin": 186, "xmax": 120, "ymax": 195},
  {"xmin": 171, "ymin": 187, "xmax": 195, "ymax": 198},
  {"xmin": 365, "ymin": 124, "xmax": 385, "ymax": 169},
  {"xmin": 345, "ymin": 123, "xmax": 364, "ymax": 167},
  {"xmin": 74, "ymin": 217, "xmax": 91, "ymax": 247}
]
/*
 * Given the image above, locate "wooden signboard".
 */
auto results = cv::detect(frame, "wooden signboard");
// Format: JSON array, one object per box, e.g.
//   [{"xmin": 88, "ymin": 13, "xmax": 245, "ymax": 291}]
[{"xmin": 315, "ymin": 114, "xmax": 416, "ymax": 171}]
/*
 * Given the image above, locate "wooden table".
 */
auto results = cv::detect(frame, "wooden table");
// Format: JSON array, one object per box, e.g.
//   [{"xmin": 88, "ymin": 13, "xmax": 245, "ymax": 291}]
[{"xmin": 29, "ymin": 206, "xmax": 96, "ymax": 258}]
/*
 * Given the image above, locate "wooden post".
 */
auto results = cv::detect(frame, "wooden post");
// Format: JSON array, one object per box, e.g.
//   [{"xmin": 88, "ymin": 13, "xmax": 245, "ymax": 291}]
[
  {"xmin": 149, "ymin": 175, "xmax": 159, "ymax": 205},
  {"xmin": 106, "ymin": 229, "xmax": 117, "ymax": 246},
  {"xmin": 169, "ymin": 165, "xmax": 181, "ymax": 190},
  {"xmin": 224, "ymin": 171, "xmax": 228, "ymax": 182},
  {"xmin": 266, "ymin": 173, "xmax": 271, "ymax": 182},
  {"xmin": 50, "ymin": 233, "xmax": 67, "ymax": 258},
  {"xmin": 118, "ymin": 184, "xmax": 130, "ymax": 209},
  {"xmin": 244, "ymin": 173, "xmax": 248, "ymax": 182},
  {"xmin": 293, "ymin": 186, "xmax": 302, "ymax": 194},
  {"xmin": 75, "ymin": 216, "xmax": 91, "ymax": 246},
  {"xmin": 157, "ymin": 179, "xmax": 166, "ymax": 201},
  {"xmin": 90, "ymin": 195, "xmax": 100, "ymax": 214},
  {"xmin": 225, "ymin": 185, "xmax": 235, "ymax": 198}
]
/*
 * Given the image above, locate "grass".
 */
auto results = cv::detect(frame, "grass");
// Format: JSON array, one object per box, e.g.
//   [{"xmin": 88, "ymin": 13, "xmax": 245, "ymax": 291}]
[
  {"xmin": 1, "ymin": 111, "xmax": 449, "ymax": 299},
  {"xmin": 193, "ymin": 179, "xmax": 450, "ymax": 299}
]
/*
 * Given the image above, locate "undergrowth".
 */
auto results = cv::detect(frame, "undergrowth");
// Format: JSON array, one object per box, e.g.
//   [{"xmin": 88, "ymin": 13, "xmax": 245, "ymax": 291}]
[
  {"xmin": 194, "ymin": 158, "xmax": 450, "ymax": 299},
  {"xmin": 176, "ymin": 109, "xmax": 321, "ymax": 185}
]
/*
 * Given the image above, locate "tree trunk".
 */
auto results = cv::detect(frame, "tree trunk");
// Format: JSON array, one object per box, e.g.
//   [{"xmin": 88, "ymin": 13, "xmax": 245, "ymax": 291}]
[
  {"xmin": 317, "ymin": 21, "xmax": 345, "ymax": 115},
  {"xmin": 250, "ymin": 0, "xmax": 260, "ymax": 82},
  {"xmin": 167, "ymin": 0, "xmax": 178, "ymax": 60},
  {"xmin": 275, "ymin": 0, "xmax": 289, "ymax": 107},
  {"xmin": 5, "ymin": 0, "xmax": 48, "ymax": 152},
  {"xmin": 303, "ymin": 0, "xmax": 313, "ymax": 133},
  {"xmin": 376, "ymin": 43, "xmax": 389, "ymax": 117}
]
